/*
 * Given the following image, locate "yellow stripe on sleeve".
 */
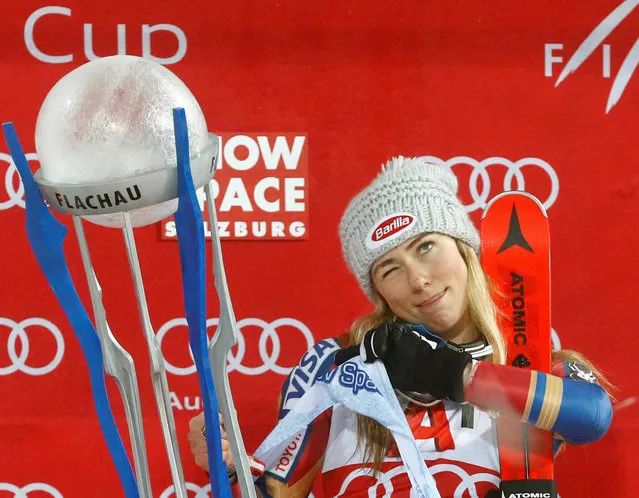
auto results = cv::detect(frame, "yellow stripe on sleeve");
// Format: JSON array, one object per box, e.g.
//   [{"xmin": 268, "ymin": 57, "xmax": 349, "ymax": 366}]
[{"xmin": 536, "ymin": 375, "xmax": 564, "ymax": 431}]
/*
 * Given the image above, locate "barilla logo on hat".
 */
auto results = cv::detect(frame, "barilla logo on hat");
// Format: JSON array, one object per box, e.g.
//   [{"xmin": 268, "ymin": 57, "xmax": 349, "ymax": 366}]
[{"xmin": 365, "ymin": 213, "xmax": 415, "ymax": 249}]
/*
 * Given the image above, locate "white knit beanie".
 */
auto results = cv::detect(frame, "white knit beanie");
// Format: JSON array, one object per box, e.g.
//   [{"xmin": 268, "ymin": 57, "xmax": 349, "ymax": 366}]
[{"xmin": 339, "ymin": 156, "xmax": 480, "ymax": 299}]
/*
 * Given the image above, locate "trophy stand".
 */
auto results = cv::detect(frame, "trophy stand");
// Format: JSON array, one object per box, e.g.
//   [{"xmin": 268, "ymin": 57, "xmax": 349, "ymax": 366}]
[{"xmin": 3, "ymin": 55, "xmax": 255, "ymax": 498}]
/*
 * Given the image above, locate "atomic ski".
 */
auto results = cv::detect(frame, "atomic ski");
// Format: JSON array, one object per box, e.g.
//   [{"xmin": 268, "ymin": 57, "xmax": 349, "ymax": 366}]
[{"xmin": 480, "ymin": 191, "xmax": 555, "ymax": 493}]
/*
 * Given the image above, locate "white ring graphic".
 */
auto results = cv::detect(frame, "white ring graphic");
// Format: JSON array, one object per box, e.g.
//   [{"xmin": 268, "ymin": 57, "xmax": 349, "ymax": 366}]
[
  {"xmin": 159, "ymin": 482, "xmax": 211, "ymax": 498},
  {"xmin": 419, "ymin": 156, "xmax": 560, "ymax": 212},
  {"xmin": 551, "ymin": 328, "xmax": 562, "ymax": 351},
  {"xmin": 0, "ymin": 152, "xmax": 38, "ymax": 210},
  {"xmin": 429, "ymin": 463, "xmax": 501, "ymax": 498},
  {"xmin": 0, "ymin": 482, "xmax": 64, "ymax": 497},
  {"xmin": 156, "ymin": 317, "xmax": 315, "ymax": 376},
  {"xmin": 158, "ymin": 482, "xmax": 317, "ymax": 498},
  {"xmin": 0, "ymin": 317, "xmax": 65, "ymax": 376},
  {"xmin": 337, "ymin": 462, "xmax": 500, "ymax": 498}
]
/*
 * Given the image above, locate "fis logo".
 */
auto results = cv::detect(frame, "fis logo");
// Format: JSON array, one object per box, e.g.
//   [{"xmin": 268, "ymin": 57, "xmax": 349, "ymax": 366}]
[
  {"xmin": 545, "ymin": 0, "xmax": 639, "ymax": 112},
  {"xmin": 366, "ymin": 213, "xmax": 415, "ymax": 249}
]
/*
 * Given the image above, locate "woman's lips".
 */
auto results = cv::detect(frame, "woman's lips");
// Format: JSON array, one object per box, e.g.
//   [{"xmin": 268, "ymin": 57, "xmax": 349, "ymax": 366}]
[{"xmin": 418, "ymin": 289, "xmax": 446, "ymax": 308}]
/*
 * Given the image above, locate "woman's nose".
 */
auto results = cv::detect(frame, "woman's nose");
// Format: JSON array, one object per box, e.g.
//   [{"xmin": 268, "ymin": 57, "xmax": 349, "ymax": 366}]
[{"xmin": 407, "ymin": 265, "xmax": 430, "ymax": 293}]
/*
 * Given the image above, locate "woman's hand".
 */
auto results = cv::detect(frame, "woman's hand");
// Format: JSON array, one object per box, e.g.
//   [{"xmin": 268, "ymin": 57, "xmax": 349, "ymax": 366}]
[
  {"xmin": 338, "ymin": 322, "xmax": 473, "ymax": 401},
  {"xmin": 187, "ymin": 412, "xmax": 235, "ymax": 474}
]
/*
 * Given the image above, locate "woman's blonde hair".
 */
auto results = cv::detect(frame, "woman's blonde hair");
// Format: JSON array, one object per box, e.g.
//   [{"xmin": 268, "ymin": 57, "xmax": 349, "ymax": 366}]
[{"xmin": 348, "ymin": 238, "xmax": 614, "ymax": 471}]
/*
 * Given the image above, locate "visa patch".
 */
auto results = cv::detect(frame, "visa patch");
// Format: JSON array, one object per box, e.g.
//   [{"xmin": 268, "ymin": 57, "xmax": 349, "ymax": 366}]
[{"xmin": 279, "ymin": 338, "xmax": 340, "ymax": 419}]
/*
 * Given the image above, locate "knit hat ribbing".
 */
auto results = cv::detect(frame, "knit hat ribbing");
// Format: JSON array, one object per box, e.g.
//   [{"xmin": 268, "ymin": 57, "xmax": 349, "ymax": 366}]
[{"xmin": 339, "ymin": 156, "xmax": 479, "ymax": 299}]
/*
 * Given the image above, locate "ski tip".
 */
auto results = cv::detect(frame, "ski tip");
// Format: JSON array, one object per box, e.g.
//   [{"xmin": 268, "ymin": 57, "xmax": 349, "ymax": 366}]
[{"xmin": 482, "ymin": 191, "xmax": 548, "ymax": 219}]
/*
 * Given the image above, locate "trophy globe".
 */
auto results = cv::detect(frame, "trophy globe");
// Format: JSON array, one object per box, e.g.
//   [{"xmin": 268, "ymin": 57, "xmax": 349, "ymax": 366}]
[{"xmin": 34, "ymin": 54, "xmax": 217, "ymax": 228}]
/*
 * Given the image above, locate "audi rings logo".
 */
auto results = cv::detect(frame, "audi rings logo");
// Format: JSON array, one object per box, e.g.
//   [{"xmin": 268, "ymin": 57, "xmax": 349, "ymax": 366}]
[
  {"xmin": 551, "ymin": 328, "xmax": 561, "ymax": 351},
  {"xmin": 159, "ymin": 483, "xmax": 212, "ymax": 498},
  {"xmin": 0, "ymin": 152, "xmax": 38, "ymax": 211},
  {"xmin": 0, "ymin": 483, "xmax": 63, "ymax": 497},
  {"xmin": 419, "ymin": 156, "xmax": 559, "ymax": 212},
  {"xmin": 157, "ymin": 317, "xmax": 315, "ymax": 376},
  {"xmin": 0, "ymin": 318, "xmax": 65, "ymax": 376}
]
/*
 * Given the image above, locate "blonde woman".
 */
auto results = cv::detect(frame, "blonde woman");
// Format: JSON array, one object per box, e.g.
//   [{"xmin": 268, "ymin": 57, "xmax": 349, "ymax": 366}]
[{"xmin": 188, "ymin": 156, "xmax": 613, "ymax": 497}]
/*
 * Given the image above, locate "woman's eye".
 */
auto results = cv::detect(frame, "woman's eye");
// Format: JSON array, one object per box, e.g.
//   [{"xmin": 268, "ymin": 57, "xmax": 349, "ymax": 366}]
[
  {"xmin": 382, "ymin": 267, "xmax": 398, "ymax": 278},
  {"xmin": 419, "ymin": 241, "xmax": 433, "ymax": 254}
]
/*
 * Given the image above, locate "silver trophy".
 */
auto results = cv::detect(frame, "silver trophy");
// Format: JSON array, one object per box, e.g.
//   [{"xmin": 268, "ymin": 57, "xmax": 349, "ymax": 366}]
[{"xmin": 3, "ymin": 55, "xmax": 256, "ymax": 498}]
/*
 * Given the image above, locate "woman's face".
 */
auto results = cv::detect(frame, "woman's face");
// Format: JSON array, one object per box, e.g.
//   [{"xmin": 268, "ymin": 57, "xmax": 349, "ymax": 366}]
[{"xmin": 370, "ymin": 233, "xmax": 473, "ymax": 342}]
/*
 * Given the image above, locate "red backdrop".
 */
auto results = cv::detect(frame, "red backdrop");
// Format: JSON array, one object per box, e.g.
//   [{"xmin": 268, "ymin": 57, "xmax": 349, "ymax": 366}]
[{"xmin": 1, "ymin": 1, "xmax": 638, "ymax": 497}]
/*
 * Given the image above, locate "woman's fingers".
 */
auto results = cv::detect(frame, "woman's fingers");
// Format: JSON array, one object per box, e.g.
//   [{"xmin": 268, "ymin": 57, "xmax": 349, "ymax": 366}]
[
  {"xmin": 189, "ymin": 412, "xmax": 206, "ymax": 431},
  {"xmin": 188, "ymin": 411, "xmax": 235, "ymax": 469},
  {"xmin": 193, "ymin": 451, "xmax": 209, "ymax": 472},
  {"xmin": 188, "ymin": 412, "xmax": 209, "ymax": 471}
]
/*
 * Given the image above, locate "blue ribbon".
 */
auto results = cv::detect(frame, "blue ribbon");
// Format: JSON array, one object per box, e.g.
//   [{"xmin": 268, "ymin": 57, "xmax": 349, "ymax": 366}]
[
  {"xmin": 172, "ymin": 108, "xmax": 231, "ymax": 497},
  {"xmin": 2, "ymin": 122, "xmax": 139, "ymax": 498}
]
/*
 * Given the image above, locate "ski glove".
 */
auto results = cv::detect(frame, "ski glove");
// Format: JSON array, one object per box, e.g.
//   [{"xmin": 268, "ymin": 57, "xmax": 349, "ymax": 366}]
[{"xmin": 334, "ymin": 322, "xmax": 472, "ymax": 402}]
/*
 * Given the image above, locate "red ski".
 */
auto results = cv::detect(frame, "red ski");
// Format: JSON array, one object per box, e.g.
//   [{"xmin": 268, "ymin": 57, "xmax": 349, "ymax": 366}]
[{"xmin": 480, "ymin": 191, "xmax": 554, "ymax": 485}]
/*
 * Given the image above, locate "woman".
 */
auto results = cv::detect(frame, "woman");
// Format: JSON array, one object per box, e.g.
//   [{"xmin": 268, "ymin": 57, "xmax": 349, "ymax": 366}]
[{"xmin": 188, "ymin": 156, "xmax": 613, "ymax": 497}]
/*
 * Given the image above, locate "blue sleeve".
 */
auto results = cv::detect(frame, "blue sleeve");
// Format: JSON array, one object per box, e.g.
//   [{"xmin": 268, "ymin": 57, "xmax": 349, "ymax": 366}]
[
  {"xmin": 551, "ymin": 361, "xmax": 612, "ymax": 446},
  {"xmin": 262, "ymin": 338, "xmax": 340, "ymax": 485},
  {"xmin": 552, "ymin": 379, "xmax": 612, "ymax": 444}
]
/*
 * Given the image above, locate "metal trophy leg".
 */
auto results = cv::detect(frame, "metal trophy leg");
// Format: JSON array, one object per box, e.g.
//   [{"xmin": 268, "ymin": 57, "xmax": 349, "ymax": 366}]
[
  {"xmin": 73, "ymin": 216, "xmax": 153, "ymax": 498},
  {"xmin": 122, "ymin": 213, "xmax": 187, "ymax": 498},
  {"xmin": 206, "ymin": 182, "xmax": 258, "ymax": 498}
]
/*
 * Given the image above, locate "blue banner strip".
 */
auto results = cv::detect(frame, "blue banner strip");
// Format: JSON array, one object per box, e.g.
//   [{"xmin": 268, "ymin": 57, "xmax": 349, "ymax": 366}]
[
  {"xmin": 172, "ymin": 108, "xmax": 231, "ymax": 497},
  {"xmin": 2, "ymin": 122, "xmax": 139, "ymax": 498}
]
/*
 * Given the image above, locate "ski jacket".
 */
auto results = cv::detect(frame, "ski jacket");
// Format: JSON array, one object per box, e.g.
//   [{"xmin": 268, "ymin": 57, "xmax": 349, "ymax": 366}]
[{"xmin": 257, "ymin": 337, "xmax": 609, "ymax": 498}]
